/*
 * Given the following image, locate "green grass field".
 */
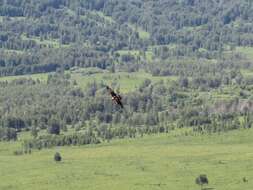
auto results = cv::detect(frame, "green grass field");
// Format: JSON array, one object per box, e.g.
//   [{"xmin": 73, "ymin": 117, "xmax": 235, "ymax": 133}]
[{"xmin": 1, "ymin": 129, "xmax": 253, "ymax": 190}]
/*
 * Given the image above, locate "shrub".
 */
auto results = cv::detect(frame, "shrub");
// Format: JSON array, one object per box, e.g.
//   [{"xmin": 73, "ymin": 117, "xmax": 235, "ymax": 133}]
[
  {"xmin": 54, "ymin": 152, "xmax": 62, "ymax": 162},
  {"xmin": 195, "ymin": 174, "xmax": 208, "ymax": 190},
  {"xmin": 13, "ymin": 150, "xmax": 23, "ymax": 156}
]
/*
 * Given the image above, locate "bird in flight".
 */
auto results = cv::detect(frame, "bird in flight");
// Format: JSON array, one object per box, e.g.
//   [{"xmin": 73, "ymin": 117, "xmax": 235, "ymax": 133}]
[{"xmin": 106, "ymin": 86, "xmax": 123, "ymax": 108}]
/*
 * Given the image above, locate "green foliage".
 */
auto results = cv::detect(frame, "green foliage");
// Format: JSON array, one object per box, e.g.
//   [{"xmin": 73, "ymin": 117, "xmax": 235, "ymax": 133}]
[
  {"xmin": 195, "ymin": 174, "xmax": 209, "ymax": 189},
  {"xmin": 23, "ymin": 131, "xmax": 100, "ymax": 150},
  {"xmin": 0, "ymin": 128, "xmax": 17, "ymax": 141},
  {"xmin": 54, "ymin": 152, "xmax": 61, "ymax": 162},
  {"xmin": 0, "ymin": 71, "xmax": 253, "ymax": 146},
  {"xmin": 0, "ymin": 0, "xmax": 253, "ymax": 76}
]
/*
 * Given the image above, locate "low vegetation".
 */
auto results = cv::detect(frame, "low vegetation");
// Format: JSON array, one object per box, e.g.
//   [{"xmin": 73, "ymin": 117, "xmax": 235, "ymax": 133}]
[
  {"xmin": 1, "ymin": 129, "xmax": 253, "ymax": 190},
  {"xmin": 54, "ymin": 152, "xmax": 62, "ymax": 162}
]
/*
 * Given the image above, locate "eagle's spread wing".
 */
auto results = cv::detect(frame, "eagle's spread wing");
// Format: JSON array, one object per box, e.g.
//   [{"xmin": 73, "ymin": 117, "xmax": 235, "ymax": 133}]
[
  {"xmin": 106, "ymin": 86, "xmax": 117, "ymax": 97},
  {"xmin": 106, "ymin": 86, "xmax": 123, "ymax": 108},
  {"xmin": 115, "ymin": 96, "xmax": 123, "ymax": 108}
]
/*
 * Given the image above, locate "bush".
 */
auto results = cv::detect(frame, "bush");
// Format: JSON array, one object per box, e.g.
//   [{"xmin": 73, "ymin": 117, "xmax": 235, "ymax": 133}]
[
  {"xmin": 195, "ymin": 174, "xmax": 208, "ymax": 190},
  {"xmin": 54, "ymin": 152, "xmax": 62, "ymax": 162},
  {"xmin": 13, "ymin": 150, "xmax": 24, "ymax": 156}
]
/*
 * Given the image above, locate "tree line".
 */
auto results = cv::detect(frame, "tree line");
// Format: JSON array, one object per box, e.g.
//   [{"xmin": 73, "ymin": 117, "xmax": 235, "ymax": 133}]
[{"xmin": 0, "ymin": 72, "xmax": 253, "ymax": 144}]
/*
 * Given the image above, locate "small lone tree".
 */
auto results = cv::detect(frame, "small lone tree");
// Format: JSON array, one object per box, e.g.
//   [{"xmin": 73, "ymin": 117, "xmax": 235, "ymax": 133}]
[
  {"xmin": 54, "ymin": 152, "xmax": 62, "ymax": 162},
  {"xmin": 195, "ymin": 174, "xmax": 208, "ymax": 190},
  {"xmin": 243, "ymin": 177, "xmax": 248, "ymax": 183}
]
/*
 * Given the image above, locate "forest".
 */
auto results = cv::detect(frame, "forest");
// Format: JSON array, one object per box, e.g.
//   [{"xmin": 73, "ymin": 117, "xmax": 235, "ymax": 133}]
[
  {"xmin": 0, "ymin": 0, "xmax": 253, "ymax": 75},
  {"xmin": 0, "ymin": 0, "xmax": 253, "ymax": 151}
]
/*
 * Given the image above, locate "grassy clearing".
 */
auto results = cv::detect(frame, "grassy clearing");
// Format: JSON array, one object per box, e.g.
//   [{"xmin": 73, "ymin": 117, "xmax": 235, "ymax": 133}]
[
  {"xmin": 151, "ymin": 44, "xmax": 178, "ymax": 50},
  {"xmin": 236, "ymin": 47, "xmax": 253, "ymax": 60},
  {"xmin": 0, "ymin": 69, "xmax": 176, "ymax": 92},
  {"xmin": 136, "ymin": 28, "xmax": 150, "ymax": 40},
  {"xmin": 0, "ymin": 49, "xmax": 25, "ymax": 55},
  {"xmin": 0, "ymin": 73, "xmax": 49, "ymax": 82},
  {"xmin": 1, "ymin": 129, "xmax": 253, "ymax": 190},
  {"xmin": 197, "ymin": 85, "xmax": 242, "ymax": 103},
  {"xmin": 70, "ymin": 70, "xmax": 176, "ymax": 93},
  {"xmin": 145, "ymin": 50, "xmax": 154, "ymax": 62},
  {"xmin": 11, "ymin": 16, "xmax": 26, "ymax": 21},
  {"xmin": 241, "ymin": 69, "xmax": 253, "ymax": 78},
  {"xmin": 116, "ymin": 50, "xmax": 141, "ymax": 57},
  {"xmin": 0, "ymin": 16, "xmax": 26, "ymax": 22},
  {"xmin": 128, "ymin": 24, "xmax": 150, "ymax": 40}
]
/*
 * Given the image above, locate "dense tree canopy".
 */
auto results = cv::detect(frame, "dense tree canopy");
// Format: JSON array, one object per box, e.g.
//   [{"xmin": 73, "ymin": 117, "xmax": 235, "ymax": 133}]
[
  {"xmin": 0, "ymin": 0, "xmax": 253, "ymax": 148},
  {"xmin": 0, "ymin": 0, "xmax": 253, "ymax": 76}
]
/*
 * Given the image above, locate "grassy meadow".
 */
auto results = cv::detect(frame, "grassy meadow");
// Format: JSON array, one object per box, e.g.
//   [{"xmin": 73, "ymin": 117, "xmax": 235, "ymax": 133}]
[
  {"xmin": 1, "ymin": 129, "xmax": 253, "ymax": 190},
  {"xmin": 70, "ymin": 69, "xmax": 176, "ymax": 92},
  {"xmin": 0, "ymin": 72, "xmax": 50, "ymax": 83},
  {"xmin": 236, "ymin": 47, "xmax": 253, "ymax": 60},
  {"xmin": 0, "ymin": 69, "xmax": 177, "ymax": 93}
]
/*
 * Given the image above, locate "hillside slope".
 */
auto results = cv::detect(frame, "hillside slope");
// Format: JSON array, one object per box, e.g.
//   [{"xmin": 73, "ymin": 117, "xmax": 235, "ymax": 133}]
[
  {"xmin": 0, "ymin": 0, "xmax": 253, "ymax": 75},
  {"xmin": 1, "ymin": 129, "xmax": 253, "ymax": 190}
]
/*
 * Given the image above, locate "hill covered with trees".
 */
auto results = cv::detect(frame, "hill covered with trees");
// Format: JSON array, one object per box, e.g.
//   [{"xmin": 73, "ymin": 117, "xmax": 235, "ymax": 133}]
[
  {"xmin": 0, "ymin": 0, "xmax": 253, "ymax": 75},
  {"xmin": 1, "ymin": 0, "xmax": 253, "ymax": 147}
]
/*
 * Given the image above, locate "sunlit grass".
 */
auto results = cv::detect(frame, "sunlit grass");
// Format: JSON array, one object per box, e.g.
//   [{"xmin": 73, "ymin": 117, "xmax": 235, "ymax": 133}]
[
  {"xmin": 1, "ymin": 129, "xmax": 253, "ymax": 190},
  {"xmin": 70, "ymin": 70, "xmax": 177, "ymax": 93},
  {"xmin": 241, "ymin": 69, "xmax": 253, "ymax": 78},
  {"xmin": 0, "ymin": 69, "xmax": 177, "ymax": 93},
  {"xmin": 0, "ymin": 49, "xmax": 25, "ymax": 55},
  {"xmin": 0, "ymin": 73, "xmax": 49, "ymax": 82},
  {"xmin": 0, "ymin": 16, "xmax": 26, "ymax": 22},
  {"xmin": 236, "ymin": 46, "xmax": 253, "ymax": 60}
]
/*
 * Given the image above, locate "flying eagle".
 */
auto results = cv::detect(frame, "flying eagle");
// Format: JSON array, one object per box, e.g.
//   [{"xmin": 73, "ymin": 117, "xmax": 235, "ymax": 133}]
[{"xmin": 106, "ymin": 86, "xmax": 123, "ymax": 108}]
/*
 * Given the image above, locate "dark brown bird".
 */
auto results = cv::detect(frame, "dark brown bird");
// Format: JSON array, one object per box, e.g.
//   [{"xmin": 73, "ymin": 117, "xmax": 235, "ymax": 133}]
[{"xmin": 106, "ymin": 86, "xmax": 123, "ymax": 108}]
